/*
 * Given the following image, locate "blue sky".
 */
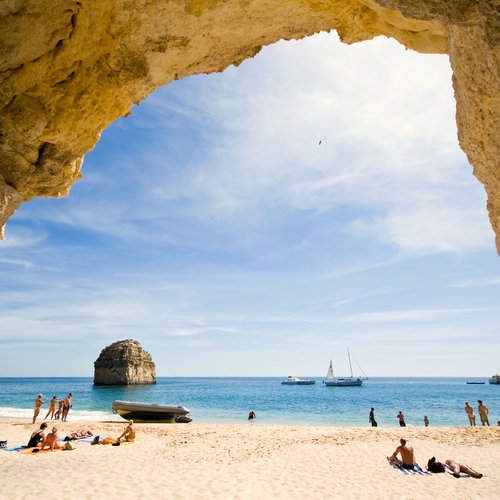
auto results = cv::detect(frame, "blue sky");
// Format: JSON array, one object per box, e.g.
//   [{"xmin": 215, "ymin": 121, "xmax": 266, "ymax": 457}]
[{"xmin": 1, "ymin": 32, "xmax": 499, "ymax": 377}]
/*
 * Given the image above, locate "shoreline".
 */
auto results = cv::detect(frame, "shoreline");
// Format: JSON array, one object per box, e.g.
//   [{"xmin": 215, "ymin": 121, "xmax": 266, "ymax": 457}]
[{"xmin": 2, "ymin": 420, "xmax": 499, "ymax": 499}]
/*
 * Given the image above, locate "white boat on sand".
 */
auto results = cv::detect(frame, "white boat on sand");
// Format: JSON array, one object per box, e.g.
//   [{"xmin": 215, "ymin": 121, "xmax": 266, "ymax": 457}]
[
  {"xmin": 112, "ymin": 400, "xmax": 192, "ymax": 423},
  {"xmin": 324, "ymin": 348, "xmax": 366, "ymax": 387}
]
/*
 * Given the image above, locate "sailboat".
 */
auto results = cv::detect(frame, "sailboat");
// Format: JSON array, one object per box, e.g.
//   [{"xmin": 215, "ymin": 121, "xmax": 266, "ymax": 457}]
[{"xmin": 324, "ymin": 348, "xmax": 366, "ymax": 387}]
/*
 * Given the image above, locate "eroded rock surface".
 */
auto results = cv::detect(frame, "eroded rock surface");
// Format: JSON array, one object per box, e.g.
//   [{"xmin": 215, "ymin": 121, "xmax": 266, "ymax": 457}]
[
  {"xmin": 94, "ymin": 339, "xmax": 157, "ymax": 385},
  {"xmin": 0, "ymin": 1, "xmax": 498, "ymax": 251}
]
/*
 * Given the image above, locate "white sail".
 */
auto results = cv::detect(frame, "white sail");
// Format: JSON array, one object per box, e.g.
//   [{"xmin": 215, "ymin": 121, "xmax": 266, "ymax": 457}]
[{"xmin": 325, "ymin": 360, "xmax": 334, "ymax": 380}]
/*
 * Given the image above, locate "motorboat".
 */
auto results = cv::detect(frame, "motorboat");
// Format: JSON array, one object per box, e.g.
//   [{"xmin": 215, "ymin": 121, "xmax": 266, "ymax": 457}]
[
  {"xmin": 323, "ymin": 348, "xmax": 366, "ymax": 387},
  {"xmin": 466, "ymin": 381, "xmax": 486, "ymax": 385},
  {"xmin": 489, "ymin": 374, "xmax": 500, "ymax": 385},
  {"xmin": 281, "ymin": 376, "xmax": 315, "ymax": 385},
  {"xmin": 112, "ymin": 400, "xmax": 191, "ymax": 423}
]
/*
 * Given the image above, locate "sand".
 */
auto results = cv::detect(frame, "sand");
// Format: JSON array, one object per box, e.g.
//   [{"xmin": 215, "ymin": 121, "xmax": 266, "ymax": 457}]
[{"xmin": 1, "ymin": 419, "xmax": 498, "ymax": 500}]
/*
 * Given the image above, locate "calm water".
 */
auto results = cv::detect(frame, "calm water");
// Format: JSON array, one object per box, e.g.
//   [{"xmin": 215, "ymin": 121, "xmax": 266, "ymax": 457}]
[{"xmin": 0, "ymin": 377, "xmax": 498, "ymax": 426}]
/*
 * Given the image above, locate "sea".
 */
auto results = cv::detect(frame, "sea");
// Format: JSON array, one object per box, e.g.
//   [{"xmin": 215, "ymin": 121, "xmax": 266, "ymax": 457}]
[{"xmin": 0, "ymin": 377, "xmax": 498, "ymax": 427}]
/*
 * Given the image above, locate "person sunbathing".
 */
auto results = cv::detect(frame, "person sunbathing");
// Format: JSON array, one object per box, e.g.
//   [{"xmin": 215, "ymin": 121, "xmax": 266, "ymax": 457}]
[
  {"xmin": 387, "ymin": 438, "xmax": 415, "ymax": 469},
  {"xmin": 64, "ymin": 428, "xmax": 94, "ymax": 441},
  {"xmin": 427, "ymin": 457, "xmax": 482, "ymax": 478},
  {"xmin": 27, "ymin": 422, "xmax": 48, "ymax": 448},
  {"xmin": 41, "ymin": 427, "xmax": 62, "ymax": 451},
  {"xmin": 117, "ymin": 420, "xmax": 136, "ymax": 443}
]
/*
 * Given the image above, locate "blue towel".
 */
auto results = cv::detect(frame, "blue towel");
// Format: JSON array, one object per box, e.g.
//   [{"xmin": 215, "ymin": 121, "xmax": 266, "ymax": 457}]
[{"xmin": 389, "ymin": 461, "xmax": 430, "ymax": 476}]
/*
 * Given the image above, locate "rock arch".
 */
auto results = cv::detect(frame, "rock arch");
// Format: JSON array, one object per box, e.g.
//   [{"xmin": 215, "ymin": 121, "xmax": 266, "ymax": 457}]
[{"xmin": 0, "ymin": 1, "xmax": 498, "ymax": 252}]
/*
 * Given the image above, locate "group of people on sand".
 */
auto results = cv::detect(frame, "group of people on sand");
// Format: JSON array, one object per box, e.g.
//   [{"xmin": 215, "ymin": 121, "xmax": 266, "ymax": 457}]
[
  {"xmin": 368, "ymin": 400, "xmax": 491, "ymax": 428},
  {"xmin": 33, "ymin": 393, "xmax": 73, "ymax": 424},
  {"xmin": 465, "ymin": 400, "xmax": 490, "ymax": 426},
  {"xmin": 26, "ymin": 420, "xmax": 135, "ymax": 450},
  {"xmin": 388, "ymin": 438, "xmax": 483, "ymax": 478}
]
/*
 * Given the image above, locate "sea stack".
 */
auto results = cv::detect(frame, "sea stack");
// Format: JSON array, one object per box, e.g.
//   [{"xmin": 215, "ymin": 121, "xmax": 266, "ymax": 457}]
[{"xmin": 93, "ymin": 339, "xmax": 156, "ymax": 385}]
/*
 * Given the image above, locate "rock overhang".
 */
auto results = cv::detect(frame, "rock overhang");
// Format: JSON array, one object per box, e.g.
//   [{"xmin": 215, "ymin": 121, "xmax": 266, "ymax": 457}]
[{"xmin": 0, "ymin": 0, "xmax": 498, "ymax": 252}]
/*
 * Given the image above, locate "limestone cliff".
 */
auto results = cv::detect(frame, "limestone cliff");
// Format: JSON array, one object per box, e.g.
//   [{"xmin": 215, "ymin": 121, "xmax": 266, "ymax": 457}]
[
  {"xmin": 0, "ymin": 1, "xmax": 498, "ymax": 252},
  {"xmin": 94, "ymin": 339, "xmax": 157, "ymax": 385}
]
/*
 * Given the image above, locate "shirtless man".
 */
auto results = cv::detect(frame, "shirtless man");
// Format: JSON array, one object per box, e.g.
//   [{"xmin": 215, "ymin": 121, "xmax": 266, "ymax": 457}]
[
  {"xmin": 387, "ymin": 438, "xmax": 415, "ymax": 469},
  {"xmin": 397, "ymin": 411, "xmax": 406, "ymax": 427},
  {"xmin": 61, "ymin": 393, "xmax": 73, "ymax": 422},
  {"xmin": 41, "ymin": 427, "xmax": 62, "ymax": 450},
  {"xmin": 117, "ymin": 420, "xmax": 136, "ymax": 443},
  {"xmin": 32, "ymin": 394, "xmax": 44, "ymax": 424},
  {"xmin": 464, "ymin": 401, "xmax": 476, "ymax": 426},
  {"xmin": 478, "ymin": 400, "xmax": 490, "ymax": 426}
]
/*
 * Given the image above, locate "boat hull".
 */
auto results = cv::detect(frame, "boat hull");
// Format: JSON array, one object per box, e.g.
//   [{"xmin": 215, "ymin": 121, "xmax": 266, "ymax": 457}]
[
  {"xmin": 112, "ymin": 400, "xmax": 190, "ymax": 423},
  {"xmin": 324, "ymin": 378, "xmax": 363, "ymax": 387},
  {"xmin": 281, "ymin": 380, "xmax": 316, "ymax": 385}
]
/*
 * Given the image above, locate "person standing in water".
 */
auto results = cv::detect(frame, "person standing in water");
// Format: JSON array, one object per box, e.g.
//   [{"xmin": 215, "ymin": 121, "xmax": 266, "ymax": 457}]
[
  {"xmin": 397, "ymin": 411, "xmax": 406, "ymax": 427},
  {"xmin": 61, "ymin": 393, "xmax": 73, "ymax": 422},
  {"xmin": 44, "ymin": 396, "xmax": 58, "ymax": 420},
  {"xmin": 369, "ymin": 408, "xmax": 377, "ymax": 427},
  {"xmin": 32, "ymin": 394, "xmax": 44, "ymax": 424},
  {"xmin": 478, "ymin": 400, "xmax": 490, "ymax": 426},
  {"xmin": 423, "ymin": 416, "xmax": 429, "ymax": 427},
  {"xmin": 464, "ymin": 402, "xmax": 476, "ymax": 426}
]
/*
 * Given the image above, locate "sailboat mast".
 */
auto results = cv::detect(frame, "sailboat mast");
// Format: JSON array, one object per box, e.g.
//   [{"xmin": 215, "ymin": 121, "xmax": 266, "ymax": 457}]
[{"xmin": 347, "ymin": 347, "xmax": 353, "ymax": 377}]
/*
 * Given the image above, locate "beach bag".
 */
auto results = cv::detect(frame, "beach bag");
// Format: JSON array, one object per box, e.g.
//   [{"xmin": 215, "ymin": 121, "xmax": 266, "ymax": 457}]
[
  {"xmin": 64, "ymin": 441, "xmax": 76, "ymax": 450},
  {"xmin": 0, "ymin": 440, "xmax": 7, "ymax": 449}
]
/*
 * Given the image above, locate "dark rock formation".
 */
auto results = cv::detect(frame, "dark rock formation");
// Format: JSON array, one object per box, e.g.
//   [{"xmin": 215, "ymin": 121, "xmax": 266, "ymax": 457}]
[{"xmin": 94, "ymin": 339, "xmax": 156, "ymax": 385}]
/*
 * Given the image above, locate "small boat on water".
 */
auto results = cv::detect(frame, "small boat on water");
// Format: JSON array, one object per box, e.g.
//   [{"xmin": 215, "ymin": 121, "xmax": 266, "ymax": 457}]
[
  {"xmin": 281, "ymin": 376, "xmax": 316, "ymax": 385},
  {"xmin": 489, "ymin": 374, "xmax": 500, "ymax": 385},
  {"xmin": 324, "ymin": 348, "xmax": 366, "ymax": 387},
  {"xmin": 466, "ymin": 382, "xmax": 486, "ymax": 385},
  {"xmin": 112, "ymin": 400, "xmax": 192, "ymax": 423}
]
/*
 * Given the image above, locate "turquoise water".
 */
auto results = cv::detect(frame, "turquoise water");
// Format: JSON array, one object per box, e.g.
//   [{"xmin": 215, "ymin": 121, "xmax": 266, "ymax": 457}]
[{"xmin": 0, "ymin": 377, "xmax": 498, "ymax": 426}]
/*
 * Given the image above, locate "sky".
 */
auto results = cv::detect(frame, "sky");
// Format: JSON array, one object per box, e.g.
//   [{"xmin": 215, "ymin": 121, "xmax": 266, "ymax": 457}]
[{"xmin": 1, "ymin": 32, "xmax": 499, "ymax": 377}]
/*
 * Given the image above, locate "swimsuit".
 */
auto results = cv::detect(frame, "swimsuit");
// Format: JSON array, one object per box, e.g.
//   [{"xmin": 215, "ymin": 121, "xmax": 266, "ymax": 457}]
[
  {"xmin": 402, "ymin": 463, "xmax": 415, "ymax": 470},
  {"xmin": 27, "ymin": 430, "xmax": 43, "ymax": 447}
]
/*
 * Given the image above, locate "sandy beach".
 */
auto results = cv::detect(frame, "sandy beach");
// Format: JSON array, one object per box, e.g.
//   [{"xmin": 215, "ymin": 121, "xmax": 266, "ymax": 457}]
[{"xmin": 1, "ymin": 420, "xmax": 498, "ymax": 500}]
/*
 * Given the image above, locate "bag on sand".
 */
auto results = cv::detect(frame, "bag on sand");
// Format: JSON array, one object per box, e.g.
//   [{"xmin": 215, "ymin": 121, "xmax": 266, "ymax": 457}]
[
  {"xmin": 64, "ymin": 441, "xmax": 76, "ymax": 450},
  {"xmin": 0, "ymin": 440, "xmax": 7, "ymax": 449}
]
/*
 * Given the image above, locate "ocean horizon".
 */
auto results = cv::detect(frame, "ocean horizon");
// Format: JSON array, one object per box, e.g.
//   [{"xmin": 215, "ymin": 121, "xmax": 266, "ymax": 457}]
[{"xmin": 0, "ymin": 376, "xmax": 498, "ymax": 427}]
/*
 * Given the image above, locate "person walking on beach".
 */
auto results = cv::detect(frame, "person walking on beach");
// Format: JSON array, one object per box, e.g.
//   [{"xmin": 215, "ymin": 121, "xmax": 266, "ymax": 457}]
[
  {"xmin": 397, "ymin": 411, "xmax": 406, "ymax": 427},
  {"xmin": 464, "ymin": 401, "xmax": 476, "ymax": 426},
  {"xmin": 44, "ymin": 396, "xmax": 58, "ymax": 420},
  {"xmin": 61, "ymin": 392, "xmax": 73, "ymax": 422},
  {"xmin": 423, "ymin": 415, "xmax": 429, "ymax": 427},
  {"xmin": 387, "ymin": 438, "xmax": 415, "ymax": 469},
  {"xmin": 369, "ymin": 407, "xmax": 377, "ymax": 427},
  {"xmin": 478, "ymin": 400, "xmax": 490, "ymax": 426},
  {"xmin": 248, "ymin": 410, "xmax": 256, "ymax": 421},
  {"xmin": 32, "ymin": 394, "xmax": 44, "ymax": 424}
]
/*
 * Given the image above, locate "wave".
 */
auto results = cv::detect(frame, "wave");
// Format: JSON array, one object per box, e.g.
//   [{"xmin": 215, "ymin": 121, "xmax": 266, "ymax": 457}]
[{"xmin": 0, "ymin": 406, "xmax": 123, "ymax": 422}]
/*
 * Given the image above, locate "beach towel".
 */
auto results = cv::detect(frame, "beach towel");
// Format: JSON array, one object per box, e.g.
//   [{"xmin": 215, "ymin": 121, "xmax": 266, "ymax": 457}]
[
  {"xmin": 18, "ymin": 447, "xmax": 64, "ymax": 454},
  {"xmin": 389, "ymin": 462, "xmax": 430, "ymax": 476},
  {"xmin": 59, "ymin": 435, "xmax": 94, "ymax": 443},
  {"xmin": 445, "ymin": 469, "xmax": 470, "ymax": 478}
]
